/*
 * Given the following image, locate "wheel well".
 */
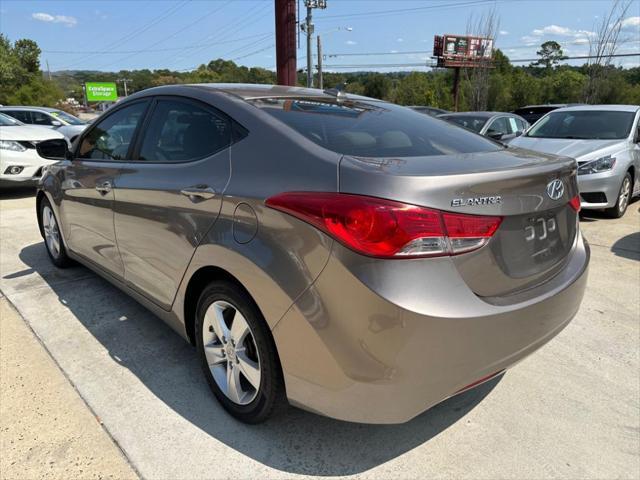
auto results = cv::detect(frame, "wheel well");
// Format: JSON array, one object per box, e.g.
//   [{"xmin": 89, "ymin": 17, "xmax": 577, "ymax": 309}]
[
  {"xmin": 627, "ymin": 165, "xmax": 635, "ymax": 187},
  {"xmin": 183, "ymin": 266, "xmax": 249, "ymax": 345}
]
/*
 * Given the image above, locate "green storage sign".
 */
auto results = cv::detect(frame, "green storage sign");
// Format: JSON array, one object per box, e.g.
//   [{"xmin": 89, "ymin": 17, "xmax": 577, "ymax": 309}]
[{"xmin": 85, "ymin": 82, "xmax": 118, "ymax": 101}]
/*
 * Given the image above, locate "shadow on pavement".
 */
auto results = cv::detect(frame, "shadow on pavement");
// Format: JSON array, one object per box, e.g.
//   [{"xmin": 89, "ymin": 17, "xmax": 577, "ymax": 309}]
[
  {"xmin": 611, "ymin": 232, "xmax": 639, "ymax": 261},
  {"xmin": 16, "ymin": 241, "xmax": 501, "ymax": 476},
  {"xmin": 0, "ymin": 185, "xmax": 37, "ymax": 199}
]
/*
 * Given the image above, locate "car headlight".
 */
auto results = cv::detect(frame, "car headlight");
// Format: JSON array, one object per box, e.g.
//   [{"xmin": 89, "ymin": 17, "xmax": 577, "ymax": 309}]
[
  {"xmin": 578, "ymin": 155, "xmax": 616, "ymax": 175},
  {"xmin": 0, "ymin": 140, "xmax": 27, "ymax": 152}
]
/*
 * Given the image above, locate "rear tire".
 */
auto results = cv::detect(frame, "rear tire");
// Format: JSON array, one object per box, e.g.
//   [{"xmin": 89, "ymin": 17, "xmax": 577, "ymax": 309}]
[
  {"xmin": 39, "ymin": 197, "xmax": 72, "ymax": 268},
  {"xmin": 195, "ymin": 281, "xmax": 285, "ymax": 423},
  {"xmin": 605, "ymin": 172, "xmax": 632, "ymax": 219}
]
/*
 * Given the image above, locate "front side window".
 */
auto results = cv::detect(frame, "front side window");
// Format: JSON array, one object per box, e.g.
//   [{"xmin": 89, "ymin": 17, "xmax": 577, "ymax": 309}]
[
  {"xmin": 138, "ymin": 99, "xmax": 232, "ymax": 162},
  {"xmin": 487, "ymin": 117, "xmax": 512, "ymax": 136},
  {"xmin": 31, "ymin": 111, "xmax": 54, "ymax": 126},
  {"xmin": 440, "ymin": 115, "xmax": 488, "ymax": 133},
  {"xmin": 527, "ymin": 110, "xmax": 635, "ymax": 140},
  {"xmin": 78, "ymin": 101, "xmax": 148, "ymax": 160},
  {"xmin": 250, "ymin": 98, "xmax": 500, "ymax": 157}
]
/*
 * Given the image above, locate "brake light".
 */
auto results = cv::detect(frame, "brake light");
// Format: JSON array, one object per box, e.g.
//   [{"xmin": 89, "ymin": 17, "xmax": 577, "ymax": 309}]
[
  {"xmin": 265, "ymin": 192, "xmax": 502, "ymax": 258},
  {"xmin": 568, "ymin": 195, "xmax": 581, "ymax": 212}
]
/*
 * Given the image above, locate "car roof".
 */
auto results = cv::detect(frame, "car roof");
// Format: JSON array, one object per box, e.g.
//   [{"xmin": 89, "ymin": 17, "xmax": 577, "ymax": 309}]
[
  {"xmin": 440, "ymin": 111, "xmax": 514, "ymax": 118},
  {"xmin": 552, "ymin": 104, "xmax": 640, "ymax": 113},
  {"xmin": 187, "ymin": 83, "xmax": 372, "ymax": 101},
  {"xmin": 515, "ymin": 104, "xmax": 576, "ymax": 109},
  {"xmin": 0, "ymin": 106, "xmax": 59, "ymax": 112}
]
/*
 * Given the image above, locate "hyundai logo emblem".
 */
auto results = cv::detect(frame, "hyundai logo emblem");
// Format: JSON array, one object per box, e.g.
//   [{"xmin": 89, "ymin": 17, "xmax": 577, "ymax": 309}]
[{"xmin": 546, "ymin": 179, "xmax": 564, "ymax": 200}]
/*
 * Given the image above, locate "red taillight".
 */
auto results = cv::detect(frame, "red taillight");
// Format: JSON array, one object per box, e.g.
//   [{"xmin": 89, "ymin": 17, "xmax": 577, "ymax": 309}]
[
  {"xmin": 265, "ymin": 192, "xmax": 502, "ymax": 258},
  {"xmin": 569, "ymin": 195, "xmax": 581, "ymax": 212}
]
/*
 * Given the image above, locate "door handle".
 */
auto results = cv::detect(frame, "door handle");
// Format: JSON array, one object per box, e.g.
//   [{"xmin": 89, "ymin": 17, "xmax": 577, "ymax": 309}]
[
  {"xmin": 95, "ymin": 181, "xmax": 112, "ymax": 195},
  {"xmin": 180, "ymin": 185, "xmax": 216, "ymax": 200}
]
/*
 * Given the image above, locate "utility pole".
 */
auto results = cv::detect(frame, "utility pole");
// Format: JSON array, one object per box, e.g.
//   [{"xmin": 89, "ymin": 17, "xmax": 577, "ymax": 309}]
[
  {"xmin": 117, "ymin": 78, "xmax": 132, "ymax": 97},
  {"xmin": 46, "ymin": 60, "xmax": 52, "ymax": 81},
  {"xmin": 317, "ymin": 35, "xmax": 323, "ymax": 89},
  {"xmin": 275, "ymin": 0, "xmax": 296, "ymax": 86},
  {"xmin": 452, "ymin": 67, "xmax": 460, "ymax": 112},
  {"xmin": 302, "ymin": 0, "xmax": 327, "ymax": 88}
]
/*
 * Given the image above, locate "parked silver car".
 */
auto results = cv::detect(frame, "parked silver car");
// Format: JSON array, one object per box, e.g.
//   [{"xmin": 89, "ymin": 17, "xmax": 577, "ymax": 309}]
[
  {"xmin": 0, "ymin": 106, "xmax": 88, "ymax": 143},
  {"xmin": 439, "ymin": 111, "xmax": 529, "ymax": 144},
  {"xmin": 35, "ymin": 84, "xmax": 589, "ymax": 424},
  {"xmin": 511, "ymin": 105, "xmax": 640, "ymax": 218}
]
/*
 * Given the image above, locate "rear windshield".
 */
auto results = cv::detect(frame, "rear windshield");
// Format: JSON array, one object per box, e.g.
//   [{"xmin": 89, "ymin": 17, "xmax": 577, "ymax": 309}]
[
  {"xmin": 440, "ymin": 115, "xmax": 488, "ymax": 133},
  {"xmin": 249, "ymin": 98, "xmax": 501, "ymax": 157},
  {"xmin": 526, "ymin": 110, "xmax": 635, "ymax": 140}
]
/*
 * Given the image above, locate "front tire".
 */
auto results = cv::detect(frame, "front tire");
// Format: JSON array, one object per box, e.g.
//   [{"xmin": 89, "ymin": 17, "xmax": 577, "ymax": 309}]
[
  {"xmin": 39, "ymin": 197, "xmax": 72, "ymax": 268},
  {"xmin": 605, "ymin": 172, "xmax": 632, "ymax": 219},
  {"xmin": 195, "ymin": 281, "xmax": 285, "ymax": 423}
]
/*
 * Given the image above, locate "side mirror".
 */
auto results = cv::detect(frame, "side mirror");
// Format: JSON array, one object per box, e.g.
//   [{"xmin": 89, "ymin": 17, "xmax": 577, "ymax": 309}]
[
  {"xmin": 36, "ymin": 138, "xmax": 70, "ymax": 160},
  {"xmin": 515, "ymin": 130, "xmax": 523, "ymax": 137},
  {"xmin": 51, "ymin": 120, "xmax": 63, "ymax": 127},
  {"xmin": 487, "ymin": 130, "xmax": 504, "ymax": 140}
]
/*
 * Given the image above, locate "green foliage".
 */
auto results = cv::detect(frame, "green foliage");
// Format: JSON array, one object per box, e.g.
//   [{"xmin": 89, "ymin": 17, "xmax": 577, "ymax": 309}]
[
  {"xmin": 1, "ymin": 35, "xmax": 638, "ymax": 112},
  {"xmin": 534, "ymin": 41, "xmax": 568, "ymax": 69},
  {"xmin": 362, "ymin": 74, "xmax": 392, "ymax": 100},
  {"xmin": 0, "ymin": 34, "xmax": 62, "ymax": 106}
]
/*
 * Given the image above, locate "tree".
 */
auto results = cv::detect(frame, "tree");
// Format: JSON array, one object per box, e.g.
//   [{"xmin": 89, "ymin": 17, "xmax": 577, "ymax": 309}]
[
  {"xmin": 363, "ymin": 74, "xmax": 392, "ymax": 100},
  {"xmin": 584, "ymin": 0, "xmax": 632, "ymax": 103},
  {"xmin": 534, "ymin": 41, "xmax": 567, "ymax": 69},
  {"xmin": 393, "ymin": 72, "xmax": 435, "ymax": 106},
  {"xmin": 13, "ymin": 39, "xmax": 41, "ymax": 73}
]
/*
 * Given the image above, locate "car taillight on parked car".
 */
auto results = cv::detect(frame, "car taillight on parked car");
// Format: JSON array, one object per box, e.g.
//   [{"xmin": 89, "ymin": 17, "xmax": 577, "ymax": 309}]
[
  {"xmin": 266, "ymin": 192, "xmax": 503, "ymax": 258},
  {"xmin": 569, "ymin": 195, "xmax": 581, "ymax": 212}
]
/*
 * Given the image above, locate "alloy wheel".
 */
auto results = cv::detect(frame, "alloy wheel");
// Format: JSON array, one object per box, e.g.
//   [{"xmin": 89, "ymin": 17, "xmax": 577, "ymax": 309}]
[
  {"xmin": 42, "ymin": 205, "xmax": 61, "ymax": 259},
  {"xmin": 202, "ymin": 300, "xmax": 261, "ymax": 405},
  {"xmin": 619, "ymin": 177, "xmax": 631, "ymax": 215}
]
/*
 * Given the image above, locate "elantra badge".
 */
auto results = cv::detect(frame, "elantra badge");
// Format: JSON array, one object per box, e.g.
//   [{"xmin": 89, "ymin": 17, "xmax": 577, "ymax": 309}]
[
  {"xmin": 546, "ymin": 179, "xmax": 564, "ymax": 200},
  {"xmin": 451, "ymin": 196, "xmax": 502, "ymax": 207}
]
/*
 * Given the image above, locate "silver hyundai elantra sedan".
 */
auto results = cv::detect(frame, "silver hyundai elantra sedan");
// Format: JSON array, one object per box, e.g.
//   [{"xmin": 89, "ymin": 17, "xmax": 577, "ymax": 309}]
[{"xmin": 35, "ymin": 84, "xmax": 589, "ymax": 424}]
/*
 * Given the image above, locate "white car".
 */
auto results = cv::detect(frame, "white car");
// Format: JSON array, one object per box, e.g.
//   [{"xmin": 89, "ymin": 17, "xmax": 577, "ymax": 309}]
[
  {"xmin": 511, "ymin": 105, "xmax": 640, "ymax": 218},
  {"xmin": 0, "ymin": 106, "xmax": 88, "ymax": 143},
  {"xmin": 0, "ymin": 113, "xmax": 67, "ymax": 187}
]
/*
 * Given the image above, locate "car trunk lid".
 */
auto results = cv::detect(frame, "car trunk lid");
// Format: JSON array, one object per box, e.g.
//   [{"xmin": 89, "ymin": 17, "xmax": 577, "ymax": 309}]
[{"xmin": 338, "ymin": 148, "xmax": 579, "ymax": 297}]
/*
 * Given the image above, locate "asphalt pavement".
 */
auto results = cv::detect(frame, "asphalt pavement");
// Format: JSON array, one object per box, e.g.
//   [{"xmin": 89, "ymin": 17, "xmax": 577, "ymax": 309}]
[{"xmin": 0, "ymin": 188, "xmax": 638, "ymax": 479}]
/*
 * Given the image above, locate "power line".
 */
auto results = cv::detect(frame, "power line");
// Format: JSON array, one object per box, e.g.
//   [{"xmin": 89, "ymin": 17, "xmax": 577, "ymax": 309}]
[
  {"xmin": 316, "ymin": 0, "xmax": 498, "ymax": 20},
  {"xmin": 96, "ymin": 0, "xmax": 234, "ymax": 70},
  {"xmin": 171, "ymin": 1, "xmax": 272, "ymax": 70},
  {"xmin": 42, "ymin": 32, "xmax": 274, "ymax": 56},
  {"xmin": 322, "ymin": 39, "xmax": 640, "ymax": 59},
  {"xmin": 322, "ymin": 52, "xmax": 640, "ymax": 69},
  {"xmin": 58, "ymin": 0, "xmax": 191, "ymax": 70}
]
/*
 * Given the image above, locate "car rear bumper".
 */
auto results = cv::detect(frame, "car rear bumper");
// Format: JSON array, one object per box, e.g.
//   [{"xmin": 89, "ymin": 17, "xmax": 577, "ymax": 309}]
[
  {"xmin": 273, "ymin": 232, "xmax": 589, "ymax": 424},
  {"xmin": 578, "ymin": 170, "xmax": 623, "ymax": 209}
]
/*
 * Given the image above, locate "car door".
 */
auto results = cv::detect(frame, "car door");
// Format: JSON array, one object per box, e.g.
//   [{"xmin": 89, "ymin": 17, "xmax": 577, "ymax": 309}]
[
  {"xmin": 113, "ymin": 96, "xmax": 234, "ymax": 310},
  {"xmin": 60, "ymin": 100, "xmax": 150, "ymax": 278},
  {"xmin": 632, "ymin": 113, "xmax": 640, "ymax": 196}
]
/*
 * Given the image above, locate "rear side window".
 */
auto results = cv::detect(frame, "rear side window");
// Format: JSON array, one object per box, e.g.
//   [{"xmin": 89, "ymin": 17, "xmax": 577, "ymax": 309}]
[
  {"xmin": 78, "ymin": 101, "xmax": 148, "ymax": 160},
  {"xmin": 4, "ymin": 110, "xmax": 31, "ymax": 123},
  {"xmin": 250, "ymin": 98, "xmax": 500, "ymax": 157},
  {"xmin": 138, "ymin": 99, "xmax": 232, "ymax": 162}
]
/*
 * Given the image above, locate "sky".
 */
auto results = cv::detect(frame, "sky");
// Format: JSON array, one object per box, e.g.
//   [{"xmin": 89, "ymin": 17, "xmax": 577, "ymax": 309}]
[{"xmin": 0, "ymin": 0, "xmax": 638, "ymax": 73}]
